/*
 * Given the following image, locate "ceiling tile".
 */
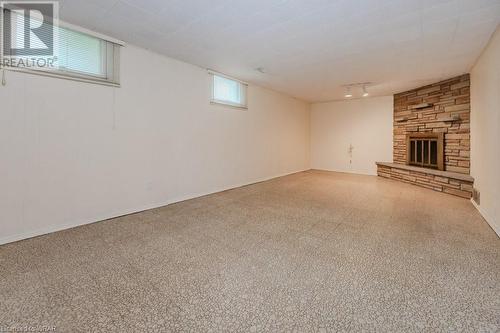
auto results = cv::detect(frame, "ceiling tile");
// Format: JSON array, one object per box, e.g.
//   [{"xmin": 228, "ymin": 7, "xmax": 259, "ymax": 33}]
[{"xmin": 56, "ymin": 0, "xmax": 500, "ymax": 102}]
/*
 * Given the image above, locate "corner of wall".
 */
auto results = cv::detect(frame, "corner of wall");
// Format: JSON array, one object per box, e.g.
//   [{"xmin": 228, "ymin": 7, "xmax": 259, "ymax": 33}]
[
  {"xmin": 471, "ymin": 199, "xmax": 500, "ymax": 238},
  {"xmin": 470, "ymin": 25, "xmax": 500, "ymax": 238},
  {"xmin": 306, "ymin": 102, "xmax": 313, "ymax": 171}
]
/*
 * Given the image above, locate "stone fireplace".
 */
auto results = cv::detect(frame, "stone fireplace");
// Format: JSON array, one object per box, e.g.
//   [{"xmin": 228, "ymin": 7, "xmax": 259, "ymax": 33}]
[{"xmin": 377, "ymin": 74, "xmax": 474, "ymax": 198}]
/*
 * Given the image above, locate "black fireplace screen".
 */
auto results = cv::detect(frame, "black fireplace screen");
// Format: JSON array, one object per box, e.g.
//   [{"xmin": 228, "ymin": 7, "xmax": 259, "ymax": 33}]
[{"xmin": 409, "ymin": 138, "xmax": 438, "ymax": 169}]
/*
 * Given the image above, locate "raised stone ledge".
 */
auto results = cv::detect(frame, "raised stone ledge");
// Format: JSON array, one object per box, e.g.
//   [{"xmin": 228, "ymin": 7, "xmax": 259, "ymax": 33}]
[
  {"xmin": 376, "ymin": 162, "xmax": 474, "ymax": 199},
  {"xmin": 376, "ymin": 162, "xmax": 474, "ymax": 182}
]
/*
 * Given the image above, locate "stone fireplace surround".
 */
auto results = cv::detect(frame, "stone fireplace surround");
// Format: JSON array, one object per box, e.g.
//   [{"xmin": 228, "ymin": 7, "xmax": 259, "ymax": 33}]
[{"xmin": 376, "ymin": 74, "xmax": 474, "ymax": 199}]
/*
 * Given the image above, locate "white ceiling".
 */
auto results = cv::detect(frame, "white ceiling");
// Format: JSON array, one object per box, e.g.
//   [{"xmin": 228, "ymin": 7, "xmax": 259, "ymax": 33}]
[{"xmin": 58, "ymin": 0, "xmax": 500, "ymax": 102}]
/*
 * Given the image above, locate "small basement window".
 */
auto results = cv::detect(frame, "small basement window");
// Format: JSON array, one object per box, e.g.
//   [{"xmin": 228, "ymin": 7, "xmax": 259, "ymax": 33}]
[
  {"xmin": 55, "ymin": 26, "xmax": 120, "ymax": 84},
  {"xmin": 2, "ymin": 8, "xmax": 121, "ymax": 86},
  {"xmin": 209, "ymin": 71, "xmax": 247, "ymax": 109}
]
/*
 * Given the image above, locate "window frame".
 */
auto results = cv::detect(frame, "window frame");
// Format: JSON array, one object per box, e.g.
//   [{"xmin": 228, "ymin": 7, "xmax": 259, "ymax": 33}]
[
  {"xmin": 0, "ymin": 16, "xmax": 123, "ymax": 87},
  {"xmin": 209, "ymin": 70, "xmax": 248, "ymax": 109}
]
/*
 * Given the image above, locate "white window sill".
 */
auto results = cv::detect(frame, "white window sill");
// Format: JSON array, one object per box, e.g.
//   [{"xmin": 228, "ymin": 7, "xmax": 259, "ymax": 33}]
[
  {"xmin": 210, "ymin": 100, "xmax": 247, "ymax": 110},
  {"xmin": 1, "ymin": 67, "xmax": 120, "ymax": 88}
]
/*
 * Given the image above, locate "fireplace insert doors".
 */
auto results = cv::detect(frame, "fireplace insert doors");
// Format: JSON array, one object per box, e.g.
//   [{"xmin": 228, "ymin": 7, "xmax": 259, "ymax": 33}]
[{"xmin": 406, "ymin": 133, "xmax": 444, "ymax": 171}]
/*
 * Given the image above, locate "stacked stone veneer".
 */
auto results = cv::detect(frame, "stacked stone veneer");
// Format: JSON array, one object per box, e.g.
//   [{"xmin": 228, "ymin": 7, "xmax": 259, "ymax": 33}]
[
  {"xmin": 393, "ymin": 74, "xmax": 471, "ymax": 173},
  {"xmin": 377, "ymin": 74, "xmax": 473, "ymax": 199},
  {"xmin": 377, "ymin": 163, "xmax": 474, "ymax": 198}
]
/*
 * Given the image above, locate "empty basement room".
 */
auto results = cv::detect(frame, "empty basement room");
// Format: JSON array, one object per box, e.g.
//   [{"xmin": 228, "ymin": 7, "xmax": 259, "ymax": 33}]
[{"xmin": 1, "ymin": 0, "xmax": 500, "ymax": 332}]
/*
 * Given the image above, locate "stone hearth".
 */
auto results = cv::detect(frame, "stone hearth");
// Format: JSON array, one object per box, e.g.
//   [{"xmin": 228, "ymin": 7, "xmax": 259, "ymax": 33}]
[{"xmin": 377, "ymin": 162, "xmax": 474, "ymax": 198}]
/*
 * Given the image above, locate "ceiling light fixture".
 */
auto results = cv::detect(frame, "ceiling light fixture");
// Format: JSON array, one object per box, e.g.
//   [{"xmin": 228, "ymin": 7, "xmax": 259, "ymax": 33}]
[
  {"xmin": 345, "ymin": 87, "xmax": 353, "ymax": 98},
  {"xmin": 342, "ymin": 82, "xmax": 372, "ymax": 99},
  {"xmin": 362, "ymin": 85, "xmax": 369, "ymax": 97}
]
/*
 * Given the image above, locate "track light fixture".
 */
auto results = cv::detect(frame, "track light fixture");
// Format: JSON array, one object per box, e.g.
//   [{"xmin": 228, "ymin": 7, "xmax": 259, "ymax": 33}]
[
  {"xmin": 342, "ymin": 82, "xmax": 372, "ymax": 99},
  {"xmin": 345, "ymin": 86, "xmax": 353, "ymax": 98}
]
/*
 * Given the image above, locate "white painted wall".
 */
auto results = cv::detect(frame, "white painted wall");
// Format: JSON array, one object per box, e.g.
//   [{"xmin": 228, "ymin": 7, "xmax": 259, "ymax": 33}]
[
  {"xmin": 471, "ymin": 26, "xmax": 500, "ymax": 237},
  {"xmin": 310, "ymin": 96, "xmax": 393, "ymax": 175},
  {"xmin": 0, "ymin": 44, "xmax": 310, "ymax": 245}
]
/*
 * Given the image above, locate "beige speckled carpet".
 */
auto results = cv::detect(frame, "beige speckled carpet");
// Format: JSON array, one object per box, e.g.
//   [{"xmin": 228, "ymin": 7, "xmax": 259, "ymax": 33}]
[{"xmin": 1, "ymin": 170, "xmax": 499, "ymax": 332}]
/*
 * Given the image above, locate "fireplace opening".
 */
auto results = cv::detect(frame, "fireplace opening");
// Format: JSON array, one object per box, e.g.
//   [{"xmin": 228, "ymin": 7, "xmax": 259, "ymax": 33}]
[{"xmin": 407, "ymin": 133, "xmax": 444, "ymax": 171}]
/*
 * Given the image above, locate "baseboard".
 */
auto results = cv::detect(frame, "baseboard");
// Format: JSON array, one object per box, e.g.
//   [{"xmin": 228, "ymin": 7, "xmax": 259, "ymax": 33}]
[
  {"xmin": 0, "ymin": 203, "xmax": 167, "ymax": 246},
  {"xmin": 165, "ymin": 169, "xmax": 310, "ymax": 204},
  {"xmin": 0, "ymin": 169, "xmax": 309, "ymax": 246},
  {"xmin": 471, "ymin": 199, "xmax": 500, "ymax": 238},
  {"xmin": 310, "ymin": 167, "xmax": 377, "ymax": 177}
]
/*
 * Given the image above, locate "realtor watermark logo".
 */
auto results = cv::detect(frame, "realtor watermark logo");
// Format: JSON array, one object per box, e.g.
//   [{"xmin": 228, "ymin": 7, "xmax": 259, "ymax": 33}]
[{"xmin": 1, "ymin": 0, "xmax": 59, "ymax": 69}]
